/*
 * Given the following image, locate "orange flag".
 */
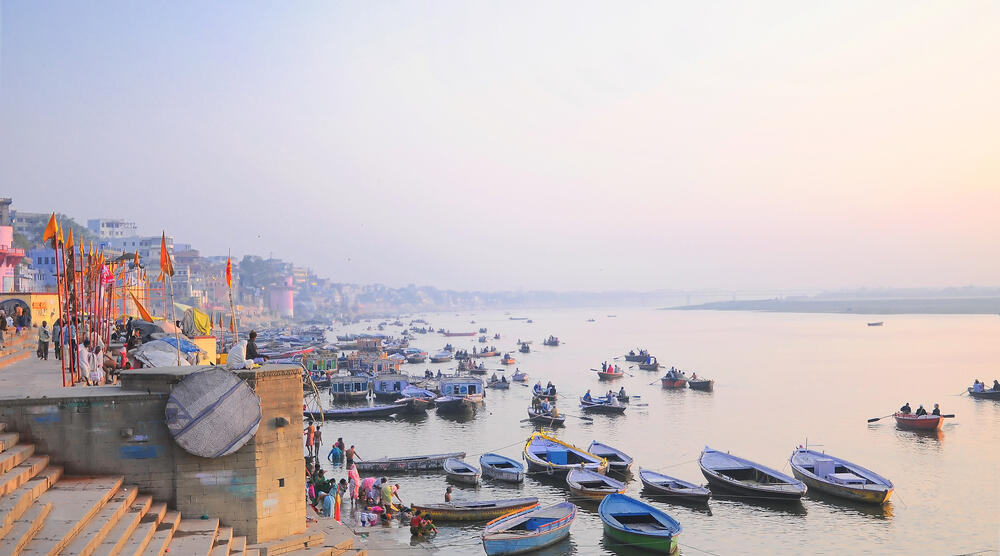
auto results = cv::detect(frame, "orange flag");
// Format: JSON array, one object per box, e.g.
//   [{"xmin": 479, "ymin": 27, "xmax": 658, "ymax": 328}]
[
  {"xmin": 66, "ymin": 228, "xmax": 74, "ymax": 251},
  {"xmin": 129, "ymin": 290, "xmax": 153, "ymax": 321},
  {"xmin": 218, "ymin": 313, "xmax": 224, "ymax": 329},
  {"xmin": 159, "ymin": 232, "xmax": 174, "ymax": 277},
  {"xmin": 133, "ymin": 251, "xmax": 140, "ymax": 268},
  {"xmin": 43, "ymin": 213, "xmax": 59, "ymax": 245},
  {"xmin": 225, "ymin": 256, "xmax": 233, "ymax": 289},
  {"xmin": 229, "ymin": 316, "xmax": 235, "ymax": 333}
]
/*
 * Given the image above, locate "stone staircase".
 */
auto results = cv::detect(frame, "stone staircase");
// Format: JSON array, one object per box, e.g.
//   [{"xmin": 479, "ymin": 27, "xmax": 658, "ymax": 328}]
[
  {"xmin": 0, "ymin": 333, "xmax": 36, "ymax": 370},
  {"xmin": 0, "ymin": 423, "xmax": 365, "ymax": 556}
]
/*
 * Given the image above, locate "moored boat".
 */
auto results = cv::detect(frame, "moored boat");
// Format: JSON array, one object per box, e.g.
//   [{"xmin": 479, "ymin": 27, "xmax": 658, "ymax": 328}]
[
  {"xmin": 329, "ymin": 375, "xmax": 371, "ymax": 401},
  {"xmin": 443, "ymin": 331, "xmax": 477, "ymax": 337},
  {"xmin": 356, "ymin": 451, "xmax": 466, "ymax": 472},
  {"xmin": 482, "ymin": 502, "xmax": 576, "ymax": 556},
  {"xmin": 789, "ymin": 448, "xmax": 893, "ymax": 504},
  {"xmin": 522, "ymin": 433, "xmax": 608, "ymax": 477},
  {"xmin": 566, "ymin": 468, "xmax": 626, "ymax": 500},
  {"xmin": 598, "ymin": 493, "xmax": 681, "ymax": 554},
  {"xmin": 412, "ymin": 497, "xmax": 539, "ymax": 521},
  {"xmin": 526, "ymin": 408, "xmax": 566, "ymax": 427},
  {"xmin": 436, "ymin": 377, "xmax": 485, "ymax": 414},
  {"xmin": 393, "ymin": 396, "xmax": 434, "ymax": 413},
  {"xmin": 444, "ymin": 457, "xmax": 481, "ymax": 485},
  {"xmin": 304, "ymin": 404, "xmax": 399, "ymax": 420},
  {"xmin": 893, "ymin": 412, "xmax": 943, "ymax": 430},
  {"xmin": 688, "ymin": 379, "xmax": 714, "ymax": 392},
  {"xmin": 371, "ymin": 374, "xmax": 412, "ymax": 401},
  {"xmin": 638, "ymin": 469, "xmax": 711, "ymax": 503},
  {"xmin": 699, "ymin": 447, "xmax": 806, "ymax": 500},
  {"xmin": 480, "ymin": 453, "xmax": 526, "ymax": 483},
  {"xmin": 587, "ymin": 441, "xmax": 634, "ymax": 473},
  {"xmin": 430, "ymin": 351, "xmax": 454, "ymax": 363}
]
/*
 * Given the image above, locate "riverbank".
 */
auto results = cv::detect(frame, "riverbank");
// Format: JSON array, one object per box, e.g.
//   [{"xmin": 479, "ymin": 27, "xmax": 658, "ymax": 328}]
[{"xmin": 666, "ymin": 296, "xmax": 1000, "ymax": 314}]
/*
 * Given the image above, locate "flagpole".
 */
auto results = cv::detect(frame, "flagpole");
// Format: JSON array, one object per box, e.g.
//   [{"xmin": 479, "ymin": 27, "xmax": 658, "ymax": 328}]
[
  {"xmin": 52, "ymin": 229, "xmax": 67, "ymax": 387},
  {"xmin": 227, "ymin": 250, "xmax": 238, "ymax": 349}
]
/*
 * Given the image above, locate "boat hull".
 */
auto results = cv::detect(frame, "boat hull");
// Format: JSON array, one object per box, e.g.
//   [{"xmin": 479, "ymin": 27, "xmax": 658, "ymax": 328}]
[
  {"xmin": 501, "ymin": 358, "xmax": 516, "ymax": 365},
  {"xmin": 623, "ymin": 355, "xmax": 646, "ymax": 362},
  {"xmin": 480, "ymin": 454, "xmax": 526, "ymax": 483},
  {"xmin": 660, "ymin": 378, "xmax": 687, "ymax": 389},
  {"xmin": 638, "ymin": 363, "xmax": 660, "ymax": 371},
  {"xmin": 436, "ymin": 396, "xmax": 483, "ymax": 414},
  {"xmin": 597, "ymin": 371, "xmax": 624, "ymax": 380},
  {"xmin": 304, "ymin": 405, "xmax": 398, "ymax": 420},
  {"xmin": 413, "ymin": 498, "xmax": 538, "ymax": 521},
  {"xmin": 355, "ymin": 451, "xmax": 466, "ymax": 472},
  {"xmin": 567, "ymin": 469, "xmax": 625, "ymax": 500},
  {"xmin": 580, "ymin": 400, "xmax": 626, "ymax": 414},
  {"xmin": 968, "ymin": 387, "xmax": 1000, "ymax": 400},
  {"xmin": 602, "ymin": 524, "xmax": 677, "ymax": 554},
  {"xmin": 482, "ymin": 504, "xmax": 575, "ymax": 556},
  {"xmin": 790, "ymin": 468, "xmax": 893, "ymax": 504},
  {"xmin": 688, "ymin": 380, "xmax": 714, "ymax": 392},
  {"xmin": 700, "ymin": 471, "xmax": 804, "ymax": 500},
  {"xmin": 523, "ymin": 434, "xmax": 608, "ymax": 477},
  {"xmin": 893, "ymin": 413, "xmax": 943, "ymax": 430}
]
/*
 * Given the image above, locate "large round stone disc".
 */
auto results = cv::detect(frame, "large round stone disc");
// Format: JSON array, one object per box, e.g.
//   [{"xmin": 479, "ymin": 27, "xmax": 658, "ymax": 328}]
[{"xmin": 165, "ymin": 368, "xmax": 261, "ymax": 458}]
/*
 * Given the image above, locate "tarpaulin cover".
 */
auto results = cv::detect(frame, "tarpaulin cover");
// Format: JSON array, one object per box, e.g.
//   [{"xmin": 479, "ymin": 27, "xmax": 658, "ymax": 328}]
[
  {"xmin": 133, "ymin": 339, "xmax": 193, "ymax": 367},
  {"xmin": 158, "ymin": 336, "xmax": 203, "ymax": 355}
]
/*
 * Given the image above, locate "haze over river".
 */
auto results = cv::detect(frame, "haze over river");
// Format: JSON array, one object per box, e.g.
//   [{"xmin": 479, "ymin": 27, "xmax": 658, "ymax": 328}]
[{"xmin": 314, "ymin": 308, "xmax": 1000, "ymax": 555}]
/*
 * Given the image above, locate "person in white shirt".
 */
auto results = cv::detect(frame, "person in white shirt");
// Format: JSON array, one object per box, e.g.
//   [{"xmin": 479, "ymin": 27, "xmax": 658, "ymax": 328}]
[
  {"xmin": 78, "ymin": 339, "xmax": 92, "ymax": 385},
  {"xmin": 226, "ymin": 340, "xmax": 250, "ymax": 370},
  {"xmin": 89, "ymin": 345, "xmax": 106, "ymax": 385}
]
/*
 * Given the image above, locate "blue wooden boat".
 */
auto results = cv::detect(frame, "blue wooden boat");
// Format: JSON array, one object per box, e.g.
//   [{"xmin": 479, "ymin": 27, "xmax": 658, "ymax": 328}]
[
  {"xmin": 579, "ymin": 397, "xmax": 626, "ymax": 415},
  {"xmin": 598, "ymin": 493, "xmax": 681, "ymax": 554},
  {"xmin": 566, "ymin": 468, "xmax": 625, "ymax": 500},
  {"xmin": 587, "ymin": 441, "xmax": 633, "ymax": 473},
  {"xmin": 522, "ymin": 433, "xmax": 608, "ymax": 477},
  {"xmin": 444, "ymin": 457, "xmax": 481, "ymax": 485},
  {"xmin": 482, "ymin": 502, "xmax": 576, "ymax": 555},
  {"xmin": 436, "ymin": 377, "xmax": 485, "ymax": 414},
  {"xmin": 638, "ymin": 469, "xmax": 711, "ymax": 503},
  {"xmin": 699, "ymin": 447, "xmax": 806, "ymax": 500},
  {"xmin": 303, "ymin": 404, "xmax": 398, "ymax": 420},
  {"xmin": 480, "ymin": 453, "xmax": 525, "ymax": 483},
  {"xmin": 371, "ymin": 374, "xmax": 411, "ymax": 401},
  {"xmin": 789, "ymin": 448, "xmax": 893, "ymax": 504},
  {"xmin": 511, "ymin": 370, "xmax": 528, "ymax": 382}
]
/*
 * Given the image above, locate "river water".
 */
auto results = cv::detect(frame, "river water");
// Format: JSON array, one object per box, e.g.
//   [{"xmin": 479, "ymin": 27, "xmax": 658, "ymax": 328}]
[{"xmin": 313, "ymin": 308, "xmax": 1000, "ymax": 555}]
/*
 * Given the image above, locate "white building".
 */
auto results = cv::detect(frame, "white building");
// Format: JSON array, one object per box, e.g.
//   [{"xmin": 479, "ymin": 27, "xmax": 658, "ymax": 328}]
[{"xmin": 87, "ymin": 218, "xmax": 138, "ymax": 239}]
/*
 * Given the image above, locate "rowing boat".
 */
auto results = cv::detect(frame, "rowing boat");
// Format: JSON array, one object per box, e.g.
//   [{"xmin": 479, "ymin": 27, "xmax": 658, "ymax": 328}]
[
  {"xmin": 968, "ymin": 387, "xmax": 1000, "ymax": 400},
  {"xmin": 566, "ymin": 468, "xmax": 626, "ymax": 500},
  {"xmin": 599, "ymin": 493, "xmax": 681, "ymax": 554},
  {"xmin": 393, "ymin": 396, "xmax": 434, "ymax": 413},
  {"xmin": 526, "ymin": 408, "xmax": 566, "ymax": 427},
  {"xmin": 597, "ymin": 370, "xmax": 624, "ymax": 380},
  {"xmin": 355, "ymin": 451, "xmax": 466, "ymax": 472},
  {"xmin": 699, "ymin": 447, "xmax": 806, "ymax": 500},
  {"xmin": 482, "ymin": 502, "xmax": 576, "ymax": 556},
  {"xmin": 638, "ymin": 469, "xmax": 711, "ymax": 503},
  {"xmin": 303, "ymin": 404, "xmax": 398, "ymax": 420},
  {"xmin": 444, "ymin": 457, "xmax": 481, "ymax": 485},
  {"xmin": 579, "ymin": 398, "xmax": 626, "ymax": 415},
  {"xmin": 789, "ymin": 448, "xmax": 893, "ymax": 504},
  {"xmin": 688, "ymin": 379, "xmax": 714, "ymax": 392},
  {"xmin": 893, "ymin": 412, "xmax": 943, "ymax": 430},
  {"xmin": 412, "ymin": 497, "xmax": 539, "ymax": 521},
  {"xmin": 587, "ymin": 441, "xmax": 633, "ymax": 473},
  {"xmin": 522, "ymin": 433, "xmax": 608, "ymax": 477},
  {"xmin": 480, "ymin": 453, "xmax": 525, "ymax": 483}
]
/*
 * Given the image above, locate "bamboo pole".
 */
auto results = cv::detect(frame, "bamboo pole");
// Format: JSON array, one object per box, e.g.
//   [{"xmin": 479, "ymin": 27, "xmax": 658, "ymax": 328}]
[
  {"xmin": 168, "ymin": 274, "xmax": 181, "ymax": 366},
  {"xmin": 53, "ymin": 236, "xmax": 66, "ymax": 387}
]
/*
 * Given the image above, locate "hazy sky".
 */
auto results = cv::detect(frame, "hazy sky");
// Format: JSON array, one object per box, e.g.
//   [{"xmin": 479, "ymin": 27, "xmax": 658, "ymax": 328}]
[{"xmin": 2, "ymin": 2, "xmax": 998, "ymax": 292}]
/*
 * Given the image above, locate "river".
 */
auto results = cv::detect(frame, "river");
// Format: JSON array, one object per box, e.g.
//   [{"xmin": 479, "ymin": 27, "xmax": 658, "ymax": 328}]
[{"xmin": 312, "ymin": 308, "xmax": 1000, "ymax": 555}]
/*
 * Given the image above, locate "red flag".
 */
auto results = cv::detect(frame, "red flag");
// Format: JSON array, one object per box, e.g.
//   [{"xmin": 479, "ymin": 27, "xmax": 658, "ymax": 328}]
[
  {"xmin": 159, "ymin": 232, "xmax": 174, "ymax": 277},
  {"xmin": 225, "ymin": 256, "xmax": 233, "ymax": 290},
  {"xmin": 228, "ymin": 316, "xmax": 235, "ymax": 333}
]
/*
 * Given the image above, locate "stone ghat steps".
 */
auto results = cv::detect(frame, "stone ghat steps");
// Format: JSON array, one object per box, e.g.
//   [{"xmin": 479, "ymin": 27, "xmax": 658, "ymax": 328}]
[
  {"xmin": 0, "ymin": 425, "xmax": 361, "ymax": 556},
  {"xmin": 0, "ymin": 334, "xmax": 36, "ymax": 369}
]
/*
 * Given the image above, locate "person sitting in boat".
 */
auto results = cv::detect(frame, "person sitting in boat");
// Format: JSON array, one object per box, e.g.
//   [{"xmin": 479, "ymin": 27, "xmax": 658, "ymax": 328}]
[
  {"xmin": 490, "ymin": 372, "xmax": 498, "ymax": 383},
  {"xmin": 540, "ymin": 399, "xmax": 553, "ymax": 414},
  {"xmin": 993, "ymin": 379, "xmax": 1000, "ymax": 391},
  {"xmin": 436, "ymin": 369, "xmax": 443, "ymax": 378},
  {"xmin": 501, "ymin": 374, "xmax": 507, "ymax": 383},
  {"xmin": 973, "ymin": 380, "xmax": 984, "ymax": 392},
  {"xmin": 915, "ymin": 404, "xmax": 927, "ymax": 416},
  {"xmin": 628, "ymin": 350, "xmax": 635, "ymax": 356},
  {"xmin": 899, "ymin": 402, "xmax": 911, "ymax": 414},
  {"xmin": 606, "ymin": 390, "xmax": 615, "ymax": 403},
  {"xmin": 547, "ymin": 383, "xmax": 557, "ymax": 396},
  {"xmin": 583, "ymin": 389, "xmax": 593, "ymax": 402},
  {"xmin": 533, "ymin": 382, "xmax": 544, "ymax": 395},
  {"xmin": 618, "ymin": 386, "xmax": 626, "ymax": 398},
  {"xmin": 691, "ymin": 372, "xmax": 698, "ymax": 380},
  {"xmin": 931, "ymin": 403, "xmax": 941, "ymax": 416}
]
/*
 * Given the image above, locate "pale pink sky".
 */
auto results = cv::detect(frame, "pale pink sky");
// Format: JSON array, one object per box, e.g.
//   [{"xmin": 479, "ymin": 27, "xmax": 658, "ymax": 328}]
[{"xmin": 2, "ymin": 2, "xmax": 998, "ymax": 291}]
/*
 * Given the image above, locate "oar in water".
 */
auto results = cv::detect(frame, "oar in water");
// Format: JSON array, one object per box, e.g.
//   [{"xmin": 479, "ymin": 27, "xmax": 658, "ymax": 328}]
[
  {"xmin": 867, "ymin": 414, "xmax": 893, "ymax": 423},
  {"xmin": 941, "ymin": 414, "xmax": 956, "ymax": 418},
  {"xmin": 561, "ymin": 413, "xmax": 594, "ymax": 422}
]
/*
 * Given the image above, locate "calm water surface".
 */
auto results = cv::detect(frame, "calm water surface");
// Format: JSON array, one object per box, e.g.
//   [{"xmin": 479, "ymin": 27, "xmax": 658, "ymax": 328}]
[{"xmin": 313, "ymin": 309, "xmax": 1000, "ymax": 555}]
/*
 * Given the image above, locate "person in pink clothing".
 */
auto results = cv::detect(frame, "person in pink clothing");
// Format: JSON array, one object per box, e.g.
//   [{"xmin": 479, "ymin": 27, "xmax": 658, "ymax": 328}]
[{"xmin": 348, "ymin": 464, "xmax": 361, "ymax": 501}]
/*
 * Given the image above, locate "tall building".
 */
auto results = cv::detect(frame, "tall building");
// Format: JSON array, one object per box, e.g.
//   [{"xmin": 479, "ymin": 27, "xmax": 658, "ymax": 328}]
[
  {"xmin": 27, "ymin": 248, "xmax": 58, "ymax": 291},
  {"xmin": 0, "ymin": 222, "xmax": 26, "ymax": 292},
  {"xmin": 87, "ymin": 218, "xmax": 138, "ymax": 239}
]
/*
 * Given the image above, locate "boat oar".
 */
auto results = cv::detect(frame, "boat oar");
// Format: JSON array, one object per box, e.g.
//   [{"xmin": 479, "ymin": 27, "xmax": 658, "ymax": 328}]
[
  {"xmin": 867, "ymin": 414, "xmax": 893, "ymax": 423},
  {"xmin": 941, "ymin": 414, "xmax": 956, "ymax": 418},
  {"xmin": 562, "ymin": 413, "xmax": 594, "ymax": 422}
]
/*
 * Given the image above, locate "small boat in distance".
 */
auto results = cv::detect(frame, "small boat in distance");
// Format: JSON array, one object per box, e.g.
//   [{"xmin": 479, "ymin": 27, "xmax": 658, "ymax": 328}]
[
  {"xmin": 699, "ymin": 447, "xmax": 806, "ymax": 501},
  {"xmin": 512, "ymin": 369, "xmax": 528, "ymax": 382},
  {"xmin": 429, "ymin": 351, "xmax": 454, "ymax": 363},
  {"xmin": 526, "ymin": 408, "xmax": 566, "ymax": 427},
  {"xmin": 867, "ymin": 322, "xmax": 884, "ymax": 326},
  {"xmin": 624, "ymin": 349, "xmax": 649, "ymax": 362},
  {"xmin": 543, "ymin": 336, "xmax": 560, "ymax": 347},
  {"xmin": 412, "ymin": 497, "xmax": 539, "ymax": 522},
  {"xmin": 789, "ymin": 448, "xmax": 893, "ymax": 504},
  {"xmin": 436, "ymin": 377, "xmax": 485, "ymax": 414},
  {"xmin": 638, "ymin": 469, "xmax": 711, "ymax": 503},
  {"xmin": 599, "ymin": 493, "xmax": 682, "ymax": 554},
  {"xmin": 522, "ymin": 433, "xmax": 608, "ymax": 477},
  {"xmin": 660, "ymin": 368, "xmax": 688, "ymax": 389},
  {"xmin": 566, "ymin": 468, "xmax": 626, "ymax": 500},
  {"xmin": 481, "ymin": 502, "xmax": 576, "ymax": 556},
  {"xmin": 480, "ymin": 453, "xmax": 525, "ymax": 483},
  {"xmin": 587, "ymin": 441, "xmax": 634, "ymax": 473},
  {"xmin": 580, "ymin": 397, "xmax": 627, "ymax": 415},
  {"xmin": 519, "ymin": 343, "xmax": 530, "ymax": 354},
  {"xmin": 303, "ymin": 404, "xmax": 399, "ymax": 420},
  {"xmin": 355, "ymin": 451, "xmax": 466, "ymax": 472},
  {"xmin": 501, "ymin": 353, "xmax": 516, "ymax": 365},
  {"xmin": 443, "ymin": 331, "xmax": 477, "ymax": 337},
  {"xmin": 688, "ymin": 378, "xmax": 714, "ymax": 392},
  {"xmin": 443, "ymin": 457, "xmax": 481, "ymax": 485}
]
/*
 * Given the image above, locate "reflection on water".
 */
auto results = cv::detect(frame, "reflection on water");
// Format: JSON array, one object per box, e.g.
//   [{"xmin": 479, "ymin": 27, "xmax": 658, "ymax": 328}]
[{"xmin": 317, "ymin": 309, "xmax": 1000, "ymax": 554}]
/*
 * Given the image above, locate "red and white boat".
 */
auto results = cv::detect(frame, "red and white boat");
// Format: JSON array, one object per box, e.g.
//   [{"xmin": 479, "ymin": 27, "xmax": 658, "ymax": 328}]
[{"xmin": 893, "ymin": 412, "xmax": 943, "ymax": 431}]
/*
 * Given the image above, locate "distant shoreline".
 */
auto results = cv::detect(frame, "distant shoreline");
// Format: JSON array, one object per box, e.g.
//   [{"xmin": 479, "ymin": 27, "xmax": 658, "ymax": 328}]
[{"xmin": 663, "ymin": 297, "xmax": 1000, "ymax": 315}]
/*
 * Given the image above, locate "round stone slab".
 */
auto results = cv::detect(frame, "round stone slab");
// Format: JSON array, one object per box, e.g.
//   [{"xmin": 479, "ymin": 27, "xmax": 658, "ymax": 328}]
[{"xmin": 165, "ymin": 368, "xmax": 261, "ymax": 458}]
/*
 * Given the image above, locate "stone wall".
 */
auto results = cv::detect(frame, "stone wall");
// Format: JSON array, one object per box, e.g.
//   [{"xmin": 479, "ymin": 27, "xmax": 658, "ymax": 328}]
[{"xmin": 0, "ymin": 364, "xmax": 305, "ymax": 544}]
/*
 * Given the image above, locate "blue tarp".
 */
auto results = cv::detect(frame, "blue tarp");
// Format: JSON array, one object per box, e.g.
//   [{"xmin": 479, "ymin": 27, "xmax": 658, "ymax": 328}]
[{"xmin": 158, "ymin": 336, "xmax": 202, "ymax": 354}]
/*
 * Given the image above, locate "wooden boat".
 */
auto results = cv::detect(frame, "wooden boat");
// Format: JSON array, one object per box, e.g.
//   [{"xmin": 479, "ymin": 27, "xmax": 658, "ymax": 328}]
[
  {"xmin": 688, "ymin": 379, "xmax": 714, "ymax": 392},
  {"xmin": 518, "ymin": 344, "xmax": 530, "ymax": 354},
  {"xmin": 393, "ymin": 396, "xmax": 433, "ymax": 413},
  {"xmin": 444, "ymin": 457, "xmax": 481, "ymax": 485},
  {"xmin": 623, "ymin": 351, "xmax": 649, "ymax": 363},
  {"xmin": 566, "ymin": 468, "xmax": 626, "ymax": 500},
  {"xmin": 598, "ymin": 493, "xmax": 682, "ymax": 554},
  {"xmin": 488, "ymin": 379, "xmax": 511, "ymax": 390},
  {"xmin": 371, "ymin": 374, "xmax": 411, "ymax": 401},
  {"xmin": 660, "ymin": 370, "xmax": 687, "ymax": 389},
  {"xmin": 443, "ymin": 331, "xmax": 477, "ymax": 337},
  {"xmin": 512, "ymin": 370, "xmax": 528, "ymax": 382},
  {"xmin": 412, "ymin": 497, "xmax": 539, "ymax": 522},
  {"xmin": 526, "ymin": 408, "xmax": 566, "ymax": 427},
  {"xmin": 355, "ymin": 451, "xmax": 466, "ymax": 472},
  {"xmin": 436, "ymin": 377, "xmax": 485, "ymax": 414},
  {"xmin": 480, "ymin": 453, "xmax": 525, "ymax": 483},
  {"xmin": 638, "ymin": 469, "xmax": 711, "ymax": 503},
  {"xmin": 303, "ymin": 404, "xmax": 399, "ymax": 420},
  {"xmin": 867, "ymin": 322, "xmax": 884, "ymax": 326},
  {"xmin": 597, "ymin": 370, "xmax": 624, "ymax": 380},
  {"xmin": 579, "ymin": 398, "xmax": 626, "ymax": 415},
  {"xmin": 429, "ymin": 351, "xmax": 454, "ymax": 363},
  {"xmin": 699, "ymin": 447, "xmax": 806, "ymax": 500},
  {"xmin": 522, "ymin": 433, "xmax": 608, "ymax": 477},
  {"xmin": 893, "ymin": 412, "xmax": 943, "ymax": 430},
  {"xmin": 638, "ymin": 361, "xmax": 660, "ymax": 371},
  {"xmin": 789, "ymin": 448, "xmax": 894, "ymax": 505},
  {"xmin": 406, "ymin": 353, "xmax": 427, "ymax": 363},
  {"xmin": 967, "ymin": 387, "xmax": 1000, "ymax": 400},
  {"xmin": 329, "ymin": 376, "xmax": 372, "ymax": 401},
  {"xmin": 587, "ymin": 441, "xmax": 634, "ymax": 473},
  {"xmin": 482, "ymin": 502, "xmax": 576, "ymax": 556},
  {"xmin": 501, "ymin": 354, "xmax": 516, "ymax": 365},
  {"xmin": 542, "ymin": 336, "xmax": 560, "ymax": 347}
]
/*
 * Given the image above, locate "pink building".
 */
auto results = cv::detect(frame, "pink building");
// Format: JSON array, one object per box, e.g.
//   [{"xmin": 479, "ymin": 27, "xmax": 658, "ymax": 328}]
[
  {"xmin": 0, "ymin": 226, "xmax": 26, "ymax": 292},
  {"xmin": 268, "ymin": 276, "xmax": 294, "ymax": 318}
]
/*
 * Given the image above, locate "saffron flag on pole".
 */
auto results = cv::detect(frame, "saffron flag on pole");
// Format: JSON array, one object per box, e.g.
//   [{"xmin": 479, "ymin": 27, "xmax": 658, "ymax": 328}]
[
  {"xmin": 226, "ymin": 256, "xmax": 233, "ymax": 290},
  {"xmin": 129, "ymin": 290, "xmax": 153, "ymax": 321},
  {"xmin": 66, "ymin": 228, "xmax": 74, "ymax": 251},
  {"xmin": 43, "ymin": 213, "xmax": 59, "ymax": 245},
  {"xmin": 159, "ymin": 232, "xmax": 174, "ymax": 277},
  {"xmin": 229, "ymin": 316, "xmax": 235, "ymax": 333}
]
